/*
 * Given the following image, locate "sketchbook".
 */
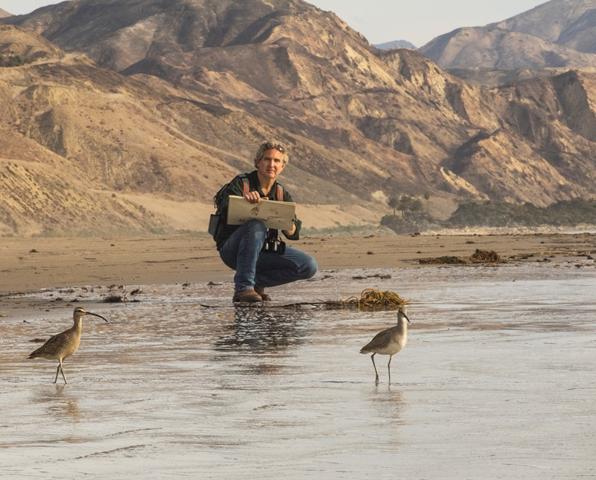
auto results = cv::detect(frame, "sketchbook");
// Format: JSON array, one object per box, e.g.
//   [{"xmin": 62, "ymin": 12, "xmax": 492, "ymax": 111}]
[{"xmin": 227, "ymin": 195, "xmax": 296, "ymax": 230}]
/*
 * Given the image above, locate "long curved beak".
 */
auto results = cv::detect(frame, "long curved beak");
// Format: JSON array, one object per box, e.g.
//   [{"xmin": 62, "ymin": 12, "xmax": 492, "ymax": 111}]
[
  {"xmin": 404, "ymin": 313, "xmax": 411, "ymax": 324},
  {"xmin": 87, "ymin": 311, "xmax": 109, "ymax": 323}
]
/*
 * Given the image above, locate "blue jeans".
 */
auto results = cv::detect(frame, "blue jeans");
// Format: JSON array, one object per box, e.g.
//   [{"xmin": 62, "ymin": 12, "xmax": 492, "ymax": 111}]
[{"xmin": 219, "ymin": 220, "xmax": 318, "ymax": 293}]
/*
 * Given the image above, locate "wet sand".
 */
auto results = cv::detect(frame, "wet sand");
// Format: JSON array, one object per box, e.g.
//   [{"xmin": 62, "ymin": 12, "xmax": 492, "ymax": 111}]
[{"xmin": 1, "ymin": 234, "xmax": 596, "ymax": 479}]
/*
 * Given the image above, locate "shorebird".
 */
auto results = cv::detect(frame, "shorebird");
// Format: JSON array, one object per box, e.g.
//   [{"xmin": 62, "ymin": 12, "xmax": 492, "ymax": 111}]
[
  {"xmin": 360, "ymin": 305, "xmax": 411, "ymax": 384},
  {"xmin": 28, "ymin": 307, "xmax": 109, "ymax": 384}
]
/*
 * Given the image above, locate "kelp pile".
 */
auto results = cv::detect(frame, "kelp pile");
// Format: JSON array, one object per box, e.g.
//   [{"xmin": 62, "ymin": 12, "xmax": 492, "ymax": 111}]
[
  {"xmin": 469, "ymin": 249, "xmax": 501, "ymax": 263},
  {"xmin": 341, "ymin": 288, "xmax": 408, "ymax": 311},
  {"xmin": 420, "ymin": 249, "xmax": 503, "ymax": 265}
]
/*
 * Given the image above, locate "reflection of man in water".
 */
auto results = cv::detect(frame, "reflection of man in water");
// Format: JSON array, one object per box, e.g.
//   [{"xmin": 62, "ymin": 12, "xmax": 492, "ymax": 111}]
[
  {"xmin": 214, "ymin": 141, "xmax": 318, "ymax": 303},
  {"xmin": 214, "ymin": 307, "xmax": 307, "ymax": 355}
]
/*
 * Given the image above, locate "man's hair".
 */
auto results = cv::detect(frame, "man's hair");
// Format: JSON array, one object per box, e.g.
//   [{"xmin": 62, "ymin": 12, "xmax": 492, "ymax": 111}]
[{"xmin": 254, "ymin": 141, "xmax": 289, "ymax": 167}]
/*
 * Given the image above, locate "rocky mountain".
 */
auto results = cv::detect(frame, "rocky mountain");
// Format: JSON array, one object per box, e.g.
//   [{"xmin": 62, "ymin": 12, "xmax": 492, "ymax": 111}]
[
  {"xmin": 420, "ymin": 0, "xmax": 596, "ymax": 73},
  {"xmin": 375, "ymin": 40, "xmax": 416, "ymax": 50},
  {"xmin": 0, "ymin": 9, "xmax": 11, "ymax": 18},
  {"xmin": 494, "ymin": 0, "xmax": 596, "ymax": 53},
  {"xmin": 445, "ymin": 66, "xmax": 593, "ymax": 88},
  {"xmin": 0, "ymin": 0, "xmax": 594, "ymax": 235},
  {"xmin": 0, "ymin": 25, "xmax": 243, "ymax": 235},
  {"xmin": 0, "ymin": 24, "xmax": 63, "ymax": 62},
  {"xmin": 421, "ymin": 26, "xmax": 596, "ymax": 70}
]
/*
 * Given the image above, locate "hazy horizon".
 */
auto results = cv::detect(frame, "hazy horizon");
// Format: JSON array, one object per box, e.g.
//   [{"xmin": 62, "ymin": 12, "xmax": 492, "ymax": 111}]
[{"xmin": 0, "ymin": 0, "xmax": 548, "ymax": 46}]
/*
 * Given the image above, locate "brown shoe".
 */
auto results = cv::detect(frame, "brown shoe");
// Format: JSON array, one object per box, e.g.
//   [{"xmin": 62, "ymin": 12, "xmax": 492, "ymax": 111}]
[
  {"xmin": 255, "ymin": 286, "xmax": 271, "ymax": 301},
  {"xmin": 233, "ymin": 288, "xmax": 262, "ymax": 303}
]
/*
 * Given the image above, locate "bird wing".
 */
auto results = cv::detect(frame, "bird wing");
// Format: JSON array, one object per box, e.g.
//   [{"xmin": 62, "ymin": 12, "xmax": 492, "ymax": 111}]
[
  {"xmin": 360, "ymin": 327, "xmax": 394, "ymax": 353},
  {"xmin": 28, "ymin": 331, "xmax": 69, "ymax": 358}
]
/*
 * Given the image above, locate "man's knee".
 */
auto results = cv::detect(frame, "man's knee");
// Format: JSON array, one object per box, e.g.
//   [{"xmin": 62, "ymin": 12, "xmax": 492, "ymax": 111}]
[
  {"xmin": 245, "ymin": 219, "xmax": 267, "ymax": 234},
  {"xmin": 301, "ymin": 255, "xmax": 318, "ymax": 279}
]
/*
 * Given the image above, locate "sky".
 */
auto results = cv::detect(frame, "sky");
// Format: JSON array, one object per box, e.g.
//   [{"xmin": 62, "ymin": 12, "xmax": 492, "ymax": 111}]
[{"xmin": 0, "ymin": 0, "xmax": 548, "ymax": 47}]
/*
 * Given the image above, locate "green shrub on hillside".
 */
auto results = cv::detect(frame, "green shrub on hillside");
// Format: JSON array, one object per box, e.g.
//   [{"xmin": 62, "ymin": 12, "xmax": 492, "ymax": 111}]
[
  {"xmin": 0, "ymin": 54, "xmax": 25, "ymax": 67},
  {"xmin": 446, "ymin": 199, "xmax": 596, "ymax": 227},
  {"xmin": 382, "ymin": 194, "xmax": 433, "ymax": 233}
]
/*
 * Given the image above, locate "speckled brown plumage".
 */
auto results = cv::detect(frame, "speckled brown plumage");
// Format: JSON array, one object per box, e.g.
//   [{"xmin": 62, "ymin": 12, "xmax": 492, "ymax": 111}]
[{"xmin": 28, "ymin": 307, "xmax": 108, "ymax": 384}]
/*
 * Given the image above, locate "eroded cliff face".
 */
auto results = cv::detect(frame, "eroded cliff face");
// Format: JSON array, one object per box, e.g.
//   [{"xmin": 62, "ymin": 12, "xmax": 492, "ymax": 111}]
[
  {"xmin": 0, "ymin": 0, "xmax": 594, "ymax": 234},
  {"xmin": 496, "ymin": 71, "xmax": 596, "ymax": 189}
]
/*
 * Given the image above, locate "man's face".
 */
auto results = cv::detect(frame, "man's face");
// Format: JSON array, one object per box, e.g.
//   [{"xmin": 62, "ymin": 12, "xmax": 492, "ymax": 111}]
[{"xmin": 256, "ymin": 148, "xmax": 285, "ymax": 180}]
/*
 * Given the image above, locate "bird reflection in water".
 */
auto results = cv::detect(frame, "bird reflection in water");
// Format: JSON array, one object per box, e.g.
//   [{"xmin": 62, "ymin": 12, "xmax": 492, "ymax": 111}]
[
  {"xmin": 33, "ymin": 384, "xmax": 81, "ymax": 422},
  {"xmin": 370, "ymin": 387, "xmax": 404, "ymax": 433},
  {"xmin": 214, "ymin": 306, "xmax": 310, "ymax": 355}
]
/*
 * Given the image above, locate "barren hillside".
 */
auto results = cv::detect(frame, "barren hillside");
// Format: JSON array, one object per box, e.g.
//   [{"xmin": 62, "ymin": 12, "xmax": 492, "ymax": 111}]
[
  {"xmin": 421, "ymin": 26, "xmax": 596, "ymax": 70},
  {"xmin": 495, "ymin": 0, "xmax": 596, "ymax": 53},
  {"xmin": 0, "ymin": 0, "xmax": 594, "ymax": 235},
  {"xmin": 421, "ymin": 0, "xmax": 596, "ymax": 69}
]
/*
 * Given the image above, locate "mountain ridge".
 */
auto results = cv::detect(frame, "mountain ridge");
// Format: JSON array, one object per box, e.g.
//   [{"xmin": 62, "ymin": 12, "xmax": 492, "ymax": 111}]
[
  {"xmin": 420, "ymin": 0, "xmax": 596, "ymax": 74},
  {"xmin": 493, "ymin": 0, "xmax": 596, "ymax": 52},
  {"xmin": 0, "ymin": 0, "xmax": 594, "ymax": 235},
  {"xmin": 375, "ymin": 40, "xmax": 416, "ymax": 50}
]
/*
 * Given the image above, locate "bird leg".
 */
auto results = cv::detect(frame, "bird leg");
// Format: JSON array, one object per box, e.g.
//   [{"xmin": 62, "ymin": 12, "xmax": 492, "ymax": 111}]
[
  {"xmin": 387, "ymin": 355, "xmax": 393, "ymax": 384},
  {"xmin": 53, "ymin": 363, "xmax": 60, "ymax": 384},
  {"xmin": 59, "ymin": 360, "xmax": 67, "ymax": 384},
  {"xmin": 370, "ymin": 353, "xmax": 379, "ymax": 384}
]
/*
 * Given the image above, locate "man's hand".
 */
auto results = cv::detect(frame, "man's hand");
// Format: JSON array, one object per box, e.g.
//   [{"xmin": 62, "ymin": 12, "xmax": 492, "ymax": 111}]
[
  {"xmin": 283, "ymin": 222, "xmax": 296, "ymax": 237},
  {"xmin": 244, "ymin": 191, "xmax": 261, "ymax": 203}
]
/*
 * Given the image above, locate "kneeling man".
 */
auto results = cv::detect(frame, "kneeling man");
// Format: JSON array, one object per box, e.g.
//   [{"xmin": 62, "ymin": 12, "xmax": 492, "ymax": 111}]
[{"xmin": 212, "ymin": 141, "xmax": 317, "ymax": 303}]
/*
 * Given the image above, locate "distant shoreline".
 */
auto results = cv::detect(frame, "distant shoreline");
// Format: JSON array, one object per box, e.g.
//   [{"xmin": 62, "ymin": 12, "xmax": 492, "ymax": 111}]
[{"xmin": 1, "ymin": 233, "xmax": 594, "ymax": 296}]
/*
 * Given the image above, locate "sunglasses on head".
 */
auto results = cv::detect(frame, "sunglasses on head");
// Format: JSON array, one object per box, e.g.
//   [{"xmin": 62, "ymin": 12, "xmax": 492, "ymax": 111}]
[{"xmin": 262, "ymin": 142, "xmax": 286, "ymax": 153}]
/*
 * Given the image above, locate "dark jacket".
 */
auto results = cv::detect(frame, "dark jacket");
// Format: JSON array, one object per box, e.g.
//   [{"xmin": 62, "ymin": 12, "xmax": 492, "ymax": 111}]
[{"xmin": 215, "ymin": 170, "xmax": 302, "ymax": 250}]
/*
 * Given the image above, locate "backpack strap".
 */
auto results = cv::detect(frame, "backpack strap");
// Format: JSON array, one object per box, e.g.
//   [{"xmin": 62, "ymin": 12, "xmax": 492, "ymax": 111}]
[{"xmin": 214, "ymin": 174, "xmax": 250, "ymax": 210}]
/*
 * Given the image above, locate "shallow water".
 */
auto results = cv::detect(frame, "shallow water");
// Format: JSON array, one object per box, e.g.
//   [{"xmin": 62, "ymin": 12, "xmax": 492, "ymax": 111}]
[{"xmin": 1, "ymin": 264, "xmax": 596, "ymax": 479}]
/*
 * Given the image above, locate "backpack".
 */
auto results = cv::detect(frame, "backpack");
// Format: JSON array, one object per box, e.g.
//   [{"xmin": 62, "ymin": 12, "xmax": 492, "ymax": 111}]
[{"xmin": 208, "ymin": 176, "xmax": 284, "ymax": 240}]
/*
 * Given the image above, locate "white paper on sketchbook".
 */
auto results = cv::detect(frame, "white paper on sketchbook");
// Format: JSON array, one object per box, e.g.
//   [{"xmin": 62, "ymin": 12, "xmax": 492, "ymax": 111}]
[{"xmin": 227, "ymin": 195, "xmax": 296, "ymax": 230}]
